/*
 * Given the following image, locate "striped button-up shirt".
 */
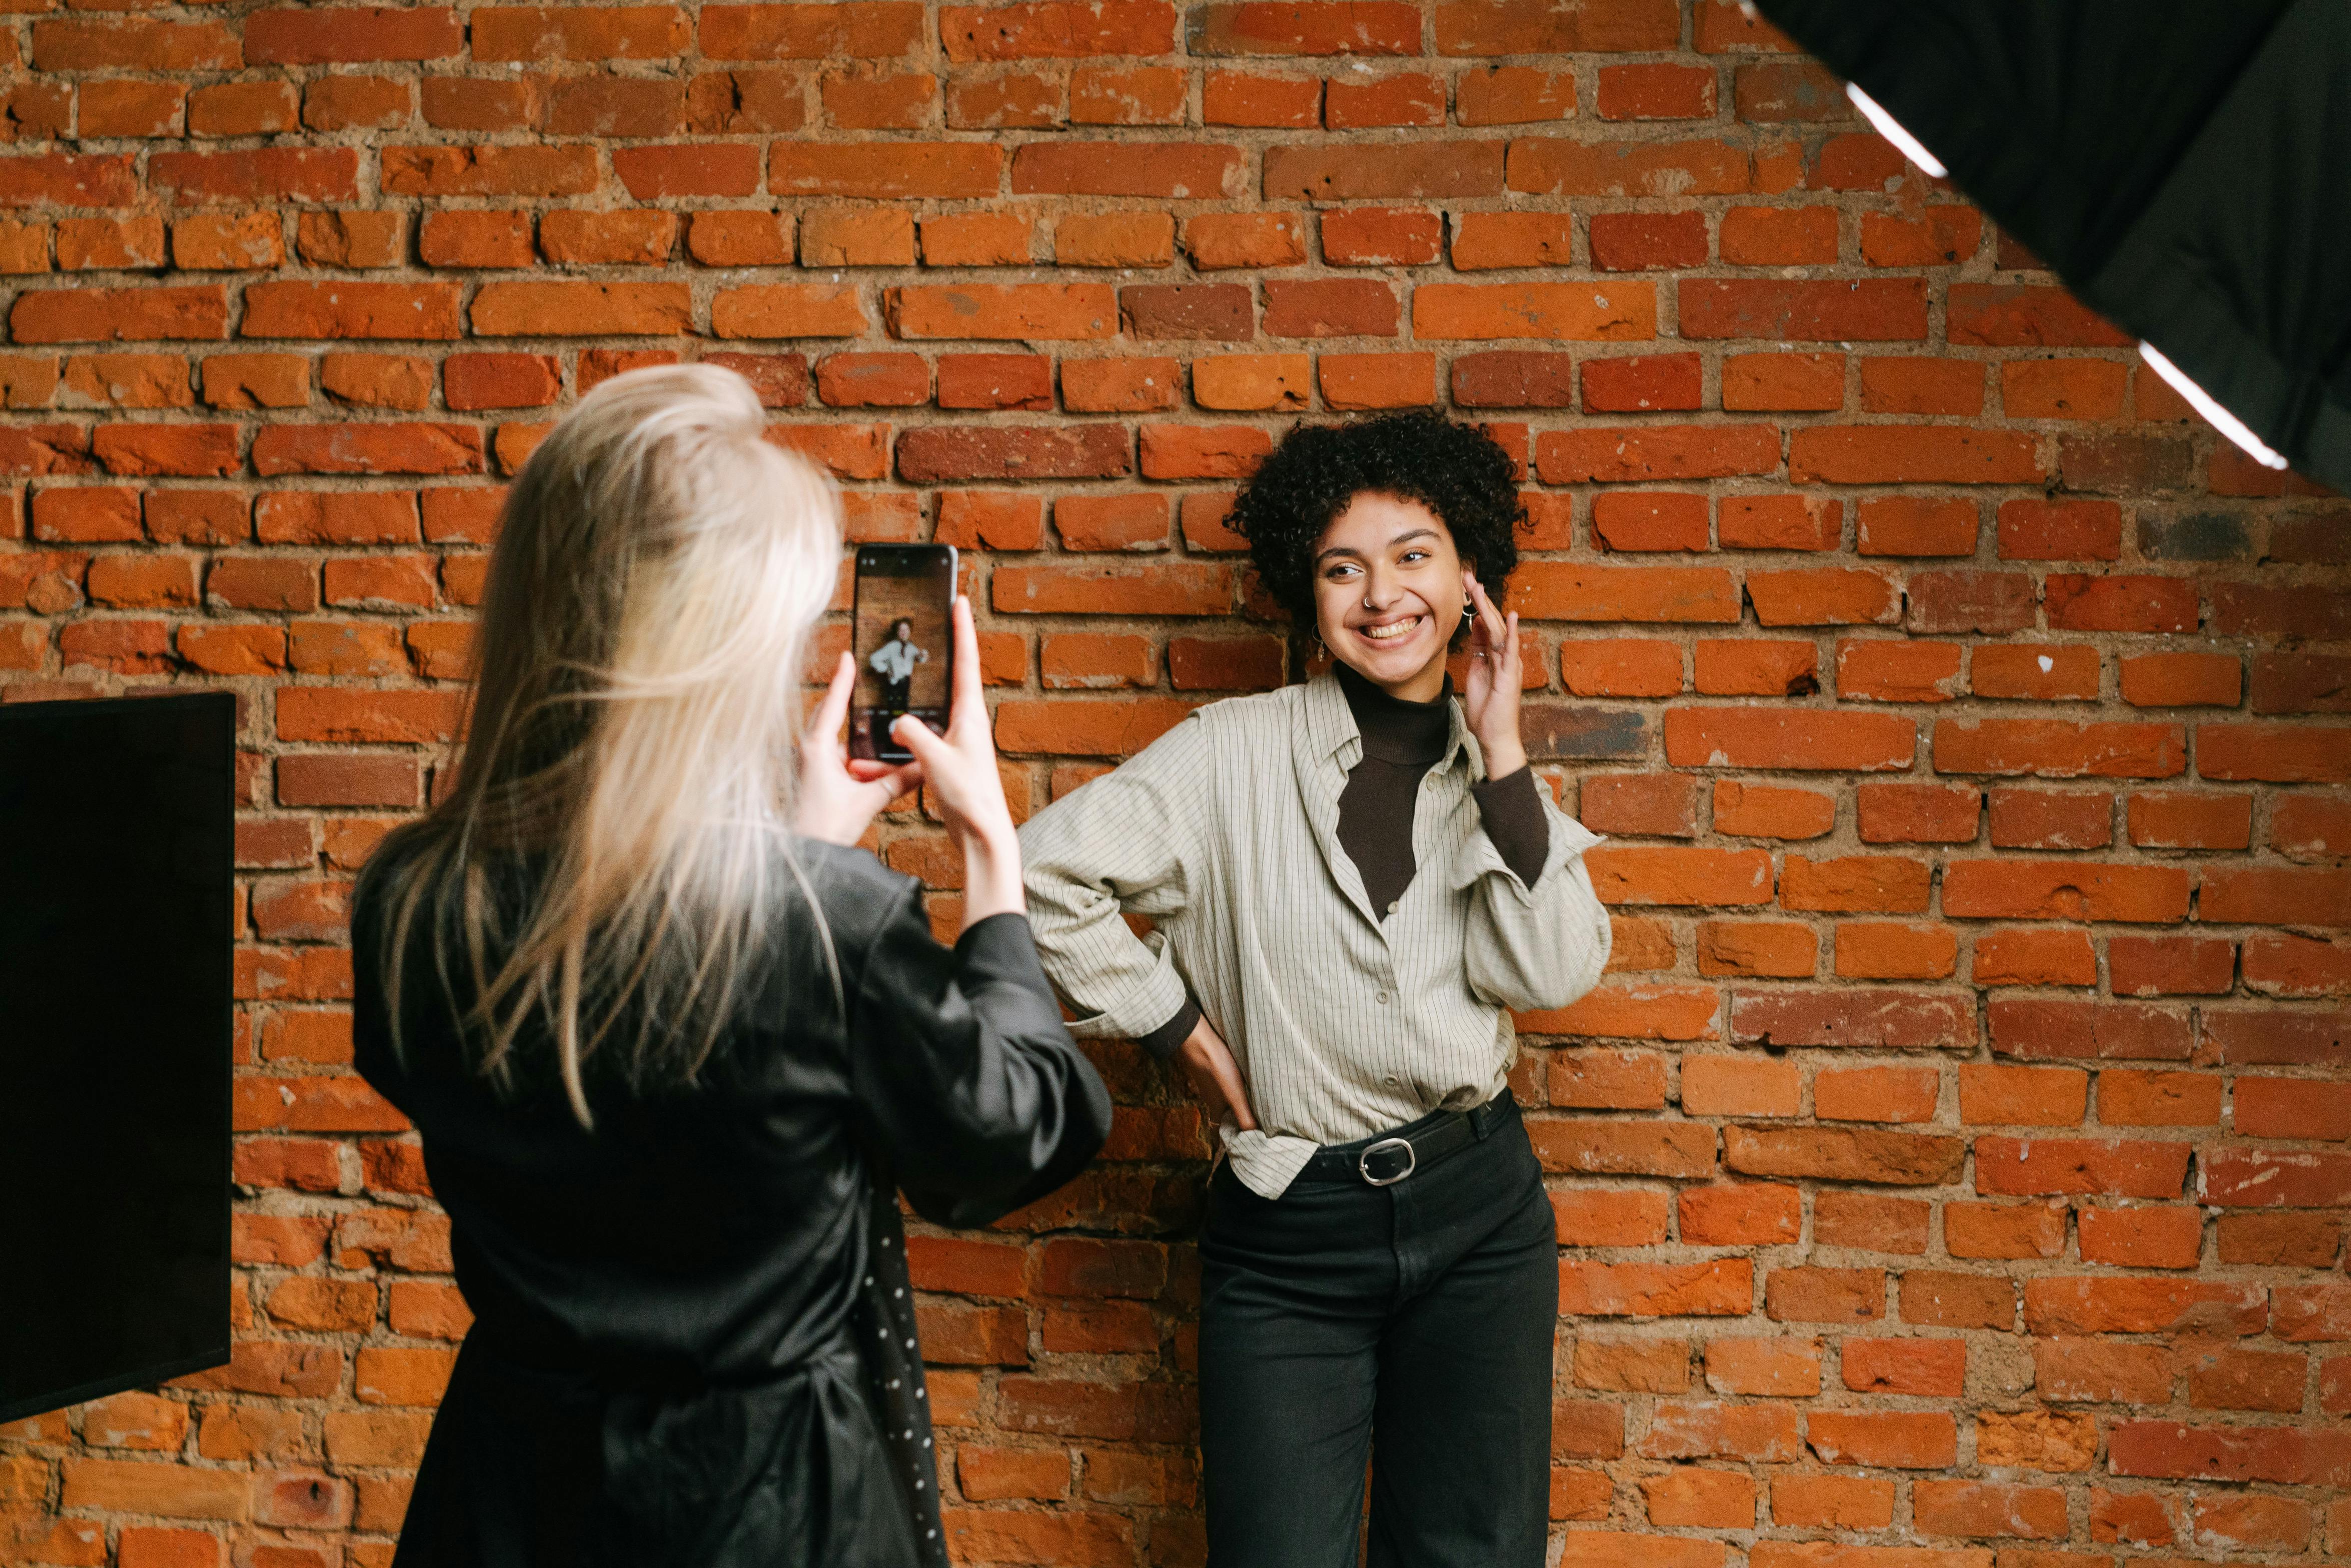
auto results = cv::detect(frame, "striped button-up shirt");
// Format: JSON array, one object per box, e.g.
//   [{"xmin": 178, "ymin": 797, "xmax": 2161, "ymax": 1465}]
[{"xmin": 1017, "ymin": 672, "xmax": 1612, "ymax": 1198}]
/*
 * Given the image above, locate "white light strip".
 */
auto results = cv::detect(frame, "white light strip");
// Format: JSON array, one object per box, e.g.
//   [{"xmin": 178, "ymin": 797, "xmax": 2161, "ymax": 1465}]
[
  {"xmin": 1846, "ymin": 83, "xmax": 1948, "ymax": 179},
  {"xmin": 2139, "ymin": 342, "xmax": 2290, "ymax": 470}
]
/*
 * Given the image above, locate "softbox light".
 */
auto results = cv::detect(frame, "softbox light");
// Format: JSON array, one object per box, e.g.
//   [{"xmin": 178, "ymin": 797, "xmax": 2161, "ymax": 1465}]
[{"xmin": 1755, "ymin": 0, "xmax": 2351, "ymax": 491}]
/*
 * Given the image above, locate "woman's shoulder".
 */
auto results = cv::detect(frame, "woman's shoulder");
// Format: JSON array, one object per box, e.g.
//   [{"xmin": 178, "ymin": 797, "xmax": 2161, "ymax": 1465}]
[
  {"xmin": 785, "ymin": 839, "xmax": 924, "ymax": 956},
  {"xmin": 1181, "ymin": 681, "xmax": 1310, "ymax": 747}
]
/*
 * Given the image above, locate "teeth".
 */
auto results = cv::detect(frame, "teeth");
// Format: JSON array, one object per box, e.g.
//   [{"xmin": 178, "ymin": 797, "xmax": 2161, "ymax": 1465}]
[{"xmin": 1361, "ymin": 617, "xmax": 1419, "ymax": 641}]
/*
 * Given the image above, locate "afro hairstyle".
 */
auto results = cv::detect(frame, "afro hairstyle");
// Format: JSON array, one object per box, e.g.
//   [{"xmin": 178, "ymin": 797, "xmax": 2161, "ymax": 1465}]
[{"xmin": 1229, "ymin": 410, "xmax": 1522, "ymax": 648}]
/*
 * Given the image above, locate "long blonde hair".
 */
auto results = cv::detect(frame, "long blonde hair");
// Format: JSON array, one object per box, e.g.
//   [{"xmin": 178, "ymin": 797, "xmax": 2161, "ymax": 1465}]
[{"xmin": 367, "ymin": 364, "xmax": 840, "ymax": 1125}]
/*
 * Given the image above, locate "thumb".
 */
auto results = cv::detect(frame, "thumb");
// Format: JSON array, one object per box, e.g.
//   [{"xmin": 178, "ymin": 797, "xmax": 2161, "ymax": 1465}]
[{"xmin": 891, "ymin": 713, "xmax": 952, "ymax": 777}]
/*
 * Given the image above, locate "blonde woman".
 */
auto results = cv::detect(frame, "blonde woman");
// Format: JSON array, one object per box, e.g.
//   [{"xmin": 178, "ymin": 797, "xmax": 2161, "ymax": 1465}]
[{"xmin": 352, "ymin": 366, "xmax": 1109, "ymax": 1568}]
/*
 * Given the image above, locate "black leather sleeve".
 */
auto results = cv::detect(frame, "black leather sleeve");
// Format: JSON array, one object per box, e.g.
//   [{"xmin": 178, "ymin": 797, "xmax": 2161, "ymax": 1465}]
[{"xmin": 845, "ymin": 888, "xmax": 1113, "ymax": 1229}]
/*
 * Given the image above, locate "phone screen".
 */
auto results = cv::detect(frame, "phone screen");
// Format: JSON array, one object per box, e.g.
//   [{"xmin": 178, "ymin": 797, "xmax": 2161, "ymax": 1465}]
[{"xmin": 851, "ymin": 544, "xmax": 956, "ymax": 763}]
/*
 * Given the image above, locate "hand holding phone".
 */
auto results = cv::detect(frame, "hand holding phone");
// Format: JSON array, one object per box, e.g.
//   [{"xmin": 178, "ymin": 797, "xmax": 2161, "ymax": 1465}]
[
  {"xmin": 887, "ymin": 596, "xmax": 1025, "ymax": 928},
  {"xmin": 796, "ymin": 651, "xmax": 922, "ymax": 847}
]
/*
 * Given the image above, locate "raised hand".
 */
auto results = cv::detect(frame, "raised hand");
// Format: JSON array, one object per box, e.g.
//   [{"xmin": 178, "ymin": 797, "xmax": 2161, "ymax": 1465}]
[
  {"xmin": 1461, "ymin": 570, "xmax": 1526, "ymax": 779},
  {"xmin": 796, "ymin": 649, "xmax": 922, "ymax": 847}
]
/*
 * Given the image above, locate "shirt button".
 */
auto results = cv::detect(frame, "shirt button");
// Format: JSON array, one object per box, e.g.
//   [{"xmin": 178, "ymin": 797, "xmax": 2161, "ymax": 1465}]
[
  {"xmin": 1386, "ymin": 900, "xmax": 1398, "ymax": 914},
  {"xmin": 1385, "ymin": 1075, "xmax": 1399, "ymax": 1086},
  {"xmin": 1376, "ymin": 991, "xmax": 1390, "ymax": 1004}
]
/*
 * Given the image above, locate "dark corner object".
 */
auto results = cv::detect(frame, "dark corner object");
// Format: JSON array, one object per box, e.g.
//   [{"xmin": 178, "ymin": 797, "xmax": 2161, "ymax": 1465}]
[
  {"xmin": 1755, "ymin": 0, "xmax": 2351, "ymax": 493},
  {"xmin": 0, "ymin": 692, "xmax": 234, "ymax": 1424}
]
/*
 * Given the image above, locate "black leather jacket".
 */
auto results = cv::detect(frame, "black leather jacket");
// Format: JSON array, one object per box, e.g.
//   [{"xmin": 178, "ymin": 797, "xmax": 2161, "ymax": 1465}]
[{"xmin": 351, "ymin": 839, "xmax": 1110, "ymax": 1568}]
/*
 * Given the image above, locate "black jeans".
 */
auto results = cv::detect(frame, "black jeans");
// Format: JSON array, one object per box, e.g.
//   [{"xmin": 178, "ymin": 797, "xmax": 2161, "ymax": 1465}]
[{"xmin": 1198, "ymin": 1094, "xmax": 1556, "ymax": 1568}]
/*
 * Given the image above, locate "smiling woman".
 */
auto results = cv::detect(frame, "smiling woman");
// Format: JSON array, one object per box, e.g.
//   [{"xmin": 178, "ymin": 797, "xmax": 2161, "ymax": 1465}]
[{"xmin": 1017, "ymin": 413, "xmax": 1612, "ymax": 1568}]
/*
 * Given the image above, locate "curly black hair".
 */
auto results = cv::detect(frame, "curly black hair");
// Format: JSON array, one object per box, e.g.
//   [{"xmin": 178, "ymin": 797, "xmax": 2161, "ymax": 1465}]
[{"xmin": 1230, "ymin": 411, "xmax": 1522, "ymax": 648}]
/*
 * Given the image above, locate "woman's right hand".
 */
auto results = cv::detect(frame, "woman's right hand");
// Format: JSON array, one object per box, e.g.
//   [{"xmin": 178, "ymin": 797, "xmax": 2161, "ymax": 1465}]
[
  {"xmin": 891, "ymin": 596, "xmax": 1024, "ymax": 927},
  {"xmin": 1177, "ymin": 1015, "xmax": 1257, "ymax": 1132}
]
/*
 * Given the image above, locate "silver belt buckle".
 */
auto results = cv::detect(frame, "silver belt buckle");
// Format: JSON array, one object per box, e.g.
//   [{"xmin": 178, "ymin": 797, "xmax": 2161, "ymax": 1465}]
[{"xmin": 1358, "ymin": 1135, "xmax": 1417, "ymax": 1187}]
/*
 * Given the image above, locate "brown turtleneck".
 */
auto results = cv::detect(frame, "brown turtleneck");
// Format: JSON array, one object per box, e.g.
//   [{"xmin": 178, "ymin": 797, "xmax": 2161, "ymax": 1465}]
[{"xmin": 1136, "ymin": 664, "xmax": 1550, "ymax": 1055}]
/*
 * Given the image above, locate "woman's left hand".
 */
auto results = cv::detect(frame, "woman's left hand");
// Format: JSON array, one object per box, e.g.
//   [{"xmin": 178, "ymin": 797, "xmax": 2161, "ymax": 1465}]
[
  {"xmin": 1461, "ymin": 570, "xmax": 1527, "ymax": 779},
  {"xmin": 796, "ymin": 651, "xmax": 923, "ymax": 846}
]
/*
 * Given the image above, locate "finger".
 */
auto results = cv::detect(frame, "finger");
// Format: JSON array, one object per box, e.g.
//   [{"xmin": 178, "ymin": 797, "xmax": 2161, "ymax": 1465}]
[
  {"xmin": 810, "ymin": 650, "xmax": 855, "ymax": 749},
  {"xmin": 892, "ymin": 711, "xmax": 952, "ymax": 777},
  {"xmin": 1499, "ymin": 609, "xmax": 1522, "ymax": 675},
  {"xmin": 848, "ymin": 757, "xmax": 924, "ymax": 794},
  {"xmin": 949, "ymin": 594, "xmax": 983, "ymax": 732},
  {"xmin": 1469, "ymin": 574, "xmax": 1509, "ymax": 649}
]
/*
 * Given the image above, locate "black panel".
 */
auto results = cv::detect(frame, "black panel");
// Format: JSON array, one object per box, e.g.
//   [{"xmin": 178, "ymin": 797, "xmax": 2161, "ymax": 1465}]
[{"xmin": 0, "ymin": 693, "xmax": 234, "ymax": 1423}]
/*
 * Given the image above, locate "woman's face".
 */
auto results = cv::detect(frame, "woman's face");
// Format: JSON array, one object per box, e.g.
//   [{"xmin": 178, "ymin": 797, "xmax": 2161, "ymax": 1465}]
[{"xmin": 1310, "ymin": 492, "xmax": 1466, "ymax": 695}]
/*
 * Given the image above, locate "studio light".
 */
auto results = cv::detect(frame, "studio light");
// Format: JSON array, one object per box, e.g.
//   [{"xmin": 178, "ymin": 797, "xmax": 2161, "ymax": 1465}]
[
  {"xmin": 1755, "ymin": 0, "xmax": 2351, "ymax": 490},
  {"xmin": 1845, "ymin": 84, "xmax": 1947, "ymax": 179},
  {"xmin": 2138, "ymin": 343, "xmax": 2290, "ymax": 471}
]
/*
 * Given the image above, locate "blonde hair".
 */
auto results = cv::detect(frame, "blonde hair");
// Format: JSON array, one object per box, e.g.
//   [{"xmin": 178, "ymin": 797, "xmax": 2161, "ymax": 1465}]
[{"xmin": 368, "ymin": 364, "xmax": 841, "ymax": 1125}]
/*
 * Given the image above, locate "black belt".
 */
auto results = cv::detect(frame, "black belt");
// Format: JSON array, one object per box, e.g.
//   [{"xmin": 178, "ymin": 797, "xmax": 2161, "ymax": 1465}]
[{"xmin": 1292, "ymin": 1091, "xmax": 1518, "ymax": 1186}]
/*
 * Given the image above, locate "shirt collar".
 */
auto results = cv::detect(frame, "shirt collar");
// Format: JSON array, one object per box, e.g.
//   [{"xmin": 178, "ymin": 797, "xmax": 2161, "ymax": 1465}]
[{"xmin": 1303, "ymin": 668, "xmax": 1475, "ymax": 776}]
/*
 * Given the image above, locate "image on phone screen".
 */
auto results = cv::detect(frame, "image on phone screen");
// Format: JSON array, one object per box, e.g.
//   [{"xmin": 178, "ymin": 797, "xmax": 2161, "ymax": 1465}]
[{"xmin": 851, "ymin": 545, "xmax": 955, "ymax": 763}]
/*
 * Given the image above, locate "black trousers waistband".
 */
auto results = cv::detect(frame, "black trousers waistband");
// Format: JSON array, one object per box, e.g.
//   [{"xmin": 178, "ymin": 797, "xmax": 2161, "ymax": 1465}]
[{"xmin": 1291, "ymin": 1091, "xmax": 1519, "ymax": 1186}]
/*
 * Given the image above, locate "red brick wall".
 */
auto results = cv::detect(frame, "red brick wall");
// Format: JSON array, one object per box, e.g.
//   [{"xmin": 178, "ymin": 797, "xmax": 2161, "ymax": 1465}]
[{"xmin": 3, "ymin": 2, "xmax": 2347, "ymax": 1566}]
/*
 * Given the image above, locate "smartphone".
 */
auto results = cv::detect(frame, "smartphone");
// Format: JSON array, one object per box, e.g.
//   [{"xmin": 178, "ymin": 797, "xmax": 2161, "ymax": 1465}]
[{"xmin": 849, "ymin": 543, "xmax": 956, "ymax": 763}]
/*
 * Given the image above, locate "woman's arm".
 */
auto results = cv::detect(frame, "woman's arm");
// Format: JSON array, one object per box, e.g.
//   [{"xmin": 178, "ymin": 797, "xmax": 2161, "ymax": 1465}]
[
  {"xmin": 1455, "ymin": 784, "xmax": 1612, "ymax": 1013},
  {"xmin": 847, "ymin": 879, "xmax": 1112, "ymax": 1227},
  {"xmin": 1456, "ymin": 570, "xmax": 1612, "ymax": 1011},
  {"xmin": 1014, "ymin": 715, "xmax": 1212, "ymax": 1050}
]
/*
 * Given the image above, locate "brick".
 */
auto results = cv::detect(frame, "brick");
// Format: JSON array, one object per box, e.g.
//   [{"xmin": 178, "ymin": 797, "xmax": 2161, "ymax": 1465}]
[
  {"xmin": 1458, "ymin": 66, "xmax": 1576, "ymax": 126},
  {"xmin": 1600, "ymin": 63, "xmax": 1716, "ymax": 120},
  {"xmin": 1790, "ymin": 426, "xmax": 2043, "ymax": 485},
  {"xmin": 1583, "ymin": 355, "xmax": 1703, "ymax": 414},
  {"xmin": 1319, "ymin": 351, "xmax": 1435, "ymax": 409},
  {"xmin": 1536, "ymin": 425, "xmax": 1776, "ymax": 484},
  {"xmin": 150, "ymin": 149, "xmax": 363, "ymax": 206},
  {"xmin": 1985, "ymin": 1000, "xmax": 2195, "ymax": 1061},
  {"xmin": 1265, "ymin": 141, "xmax": 1507, "ymax": 200},
  {"xmin": 769, "ymin": 142, "xmax": 998, "ymax": 199},
  {"xmin": 1663, "ymin": 707, "xmax": 1915, "ymax": 771},
  {"xmin": 1843, "ymin": 1339, "xmax": 1966, "ymax": 1398},
  {"xmin": 1263, "ymin": 278, "xmax": 1398, "ymax": 338},
  {"xmin": 1861, "ymin": 356, "xmax": 1985, "ymax": 415},
  {"xmin": 1948, "ymin": 284, "xmax": 2132, "ymax": 348},
  {"xmin": 1682, "ymin": 279, "xmax": 1925, "ymax": 341},
  {"xmin": 1695, "ymin": 920, "xmax": 1816, "ymax": 979},
  {"xmin": 1711, "ymin": 782, "xmax": 1832, "ymax": 840},
  {"xmin": 1589, "ymin": 212, "xmax": 1708, "ymax": 271},
  {"xmin": 1012, "ymin": 142, "xmax": 1241, "ymax": 199},
  {"xmin": 1723, "ymin": 351, "xmax": 1843, "ymax": 410},
  {"xmin": 1906, "ymin": 570, "xmax": 2036, "ymax": 634},
  {"xmin": 1725, "ymin": 1126, "xmax": 1964, "ymax": 1185},
  {"xmin": 1720, "ymin": 494, "xmax": 1839, "ymax": 551},
  {"xmin": 1510, "ymin": 138, "xmax": 1750, "ymax": 198},
  {"xmin": 1860, "ymin": 207, "xmax": 1981, "ymax": 266},
  {"xmin": 1857, "ymin": 497, "xmax": 1975, "ymax": 557},
  {"xmin": 246, "ymin": 6, "xmax": 464, "ymax": 63},
  {"xmin": 1973, "ymin": 928, "xmax": 2096, "ymax": 988},
  {"xmin": 1805, "ymin": 1410, "xmax": 1956, "ymax": 1468},
  {"xmin": 1812, "ymin": 1068, "xmax": 1937, "ymax": 1125},
  {"xmin": 1415, "ymin": 282, "xmax": 1653, "ymax": 342}
]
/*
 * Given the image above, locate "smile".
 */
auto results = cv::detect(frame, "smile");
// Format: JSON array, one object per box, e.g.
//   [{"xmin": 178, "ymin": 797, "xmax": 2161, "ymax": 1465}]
[{"xmin": 1357, "ymin": 615, "xmax": 1422, "ymax": 642}]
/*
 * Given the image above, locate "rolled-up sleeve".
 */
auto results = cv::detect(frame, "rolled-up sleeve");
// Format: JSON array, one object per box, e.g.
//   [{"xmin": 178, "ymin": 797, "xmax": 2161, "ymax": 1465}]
[
  {"xmin": 1016, "ymin": 715, "xmax": 1210, "ymax": 1052},
  {"xmin": 1452, "ymin": 778, "xmax": 1611, "ymax": 1014}
]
